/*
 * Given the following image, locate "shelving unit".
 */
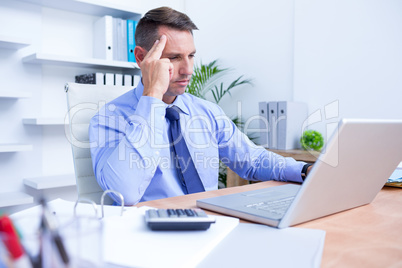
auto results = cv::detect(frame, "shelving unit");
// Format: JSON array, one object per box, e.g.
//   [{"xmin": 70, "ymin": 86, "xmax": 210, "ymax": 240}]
[
  {"xmin": 23, "ymin": 174, "xmax": 76, "ymax": 190},
  {"xmin": 22, "ymin": 118, "xmax": 67, "ymax": 126},
  {"xmin": 0, "ymin": 192, "xmax": 34, "ymax": 207},
  {"xmin": 0, "ymin": 144, "xmax": 33, "ymax": 153},
  {"xmin": 18, "ymin": 0, "xmax": 141, "ymax": 20},
  {"xmin": 0, "ymin": 0, "xmax": 143, "ymax": 213},
  {"xmin": 0, "ymin": 35, "xmax": 30, "ymax": 50},
  {"xmin": 22, "ymin": 53, "xmax": 139, "ymax": 70},
  {"xmin": 0, "ymin": 91, "xmax": 31, "ymax": 99}
]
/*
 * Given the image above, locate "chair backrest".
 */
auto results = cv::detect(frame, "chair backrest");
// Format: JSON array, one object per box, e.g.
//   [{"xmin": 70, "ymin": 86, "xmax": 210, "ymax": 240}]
[{"xmin": 65, "ymin": 82, "xmax": 132, "ymax": 204}]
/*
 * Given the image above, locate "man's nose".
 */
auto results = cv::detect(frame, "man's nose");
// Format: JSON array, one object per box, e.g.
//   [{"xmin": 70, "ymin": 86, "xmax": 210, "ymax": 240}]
[{"xmin": 179, "ymin": 58, "xmax": 193, "ymax": 76}]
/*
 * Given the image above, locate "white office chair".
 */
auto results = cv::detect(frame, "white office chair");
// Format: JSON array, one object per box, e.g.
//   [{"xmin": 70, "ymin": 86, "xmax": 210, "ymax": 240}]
[{"xmin": 65, "ymin": 82, "xmax": 132, "ymax": 205}]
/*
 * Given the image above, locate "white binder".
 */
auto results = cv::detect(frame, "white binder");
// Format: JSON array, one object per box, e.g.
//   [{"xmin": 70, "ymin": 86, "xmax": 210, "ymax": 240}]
[
  {"xmin": 123, "ymin": 74, "xmax": 132, "ymax": 87},
  {"xmin": 268, "ymin": 102, "xmax": 278, "ymax": 149},
  {"xmin": 105, "ymin": 73, "xmax": 114, "ymax": 85},
  {"xmin": 113, "ymin": 18, "xmax": 128, "ymax": 62},
  {"xmin": 93, "ymin": 15, "xmax": 114, "ymax": 61},
  {"xmin": 115, "ymin": 74, "xmax": 123, "ymax": 86},
  {"xmin": 277, "ymin": 101, "xmax": 308, "ymax": 150},
  {"xmin": 133, "ymin": 75, "xmax": 141, "ymax": 87},
  {"xmin": 258, "ymin": 102, "xmax": 269, "ymax": 147}
]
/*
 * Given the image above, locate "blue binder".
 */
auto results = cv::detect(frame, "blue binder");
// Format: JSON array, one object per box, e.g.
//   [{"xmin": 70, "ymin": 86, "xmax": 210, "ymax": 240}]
[{"xmin": 127, "ymin": 20, "xmax": 137, "ymax": 62}]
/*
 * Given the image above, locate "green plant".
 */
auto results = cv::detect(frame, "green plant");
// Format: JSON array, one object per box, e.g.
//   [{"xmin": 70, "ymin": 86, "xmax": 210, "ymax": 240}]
[
  {"xmin": 300, "ymin": 130, "xmax": 324, "ymax": 151},
  {"xmin": 186, "ymin": 60, "xmax": 253, "ymax": 188},
  {"xmin": 186, "ymin": 60, "xmax": 252, "ymax": 104}
]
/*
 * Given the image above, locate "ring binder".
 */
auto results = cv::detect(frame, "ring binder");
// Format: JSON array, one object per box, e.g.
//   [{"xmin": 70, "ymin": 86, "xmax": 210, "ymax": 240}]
[{"xmin": 101, "ymin": 190, "xmax": 125, "ymax": 218}]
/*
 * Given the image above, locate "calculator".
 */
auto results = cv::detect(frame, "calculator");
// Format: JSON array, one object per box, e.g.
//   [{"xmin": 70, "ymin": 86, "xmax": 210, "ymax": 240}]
[{"xmin": 145, "ymin": 208, "xmax": 216, "ymax": 231}]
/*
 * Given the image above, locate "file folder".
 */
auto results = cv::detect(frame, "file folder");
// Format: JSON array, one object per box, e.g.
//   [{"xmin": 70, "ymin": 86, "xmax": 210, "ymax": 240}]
[
  {"xmin": 133, "ymin": 75, "xmax": 141, "ymax": 87},
  {"xmin": 115, "ymin": 74, "xmax": 123, "ymax": 86},
  {"xmin": 123, "ymin": 74, "xmax": 132, "ymax": 87},
  {"xmin": 277, "ymin": 101, "xmax": 308, "ymax": 150},
  {"xmin": 268, "ymin": 102, "xmax": 278, "ymax": 149},
  {"xmin": 93, "ymin": 15, "xmax": 114, "ymax": 61},
  {"xmin": 105, "ymin": 73, "xmax": 114, "ymax": 85},
  {"xmin": 127, "ymin": 20, "xmax": 137, "ymax": 62},
  {"xmin": 113, "ymin": 18, "xmax": 128, "ymax": 62},
  {"xmin": 258, "ymin": 102, "xmax": 269, "ymax": 147}
]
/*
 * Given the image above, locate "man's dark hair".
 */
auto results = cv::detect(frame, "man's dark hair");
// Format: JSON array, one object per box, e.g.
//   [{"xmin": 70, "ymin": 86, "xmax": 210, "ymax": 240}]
[{"xmin": 135, "ymin": 7, "xmax": 198, "ymax": 51}]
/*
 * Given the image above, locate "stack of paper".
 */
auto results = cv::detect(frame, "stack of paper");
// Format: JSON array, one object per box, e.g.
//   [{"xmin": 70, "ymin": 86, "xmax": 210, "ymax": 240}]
[
  {"xmin": 103, "ymin": 208, "xmax": 239, "ymax": 268},
  {"xmin": 198, "ymin": 223, "xmax": 326, "ymax": 268}
]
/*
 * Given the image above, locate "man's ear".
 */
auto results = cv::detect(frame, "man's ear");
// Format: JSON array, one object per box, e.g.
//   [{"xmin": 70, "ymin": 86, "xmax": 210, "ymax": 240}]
[{"xmin": 134, "ymin": 46, "xmax": 147, "ymax": 67}]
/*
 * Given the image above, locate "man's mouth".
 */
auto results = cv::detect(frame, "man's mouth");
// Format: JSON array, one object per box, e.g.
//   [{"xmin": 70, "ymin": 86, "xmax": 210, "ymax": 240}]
[{"xmin": 175, "ymin": 79, "xmax": 190, "ymax": 86}]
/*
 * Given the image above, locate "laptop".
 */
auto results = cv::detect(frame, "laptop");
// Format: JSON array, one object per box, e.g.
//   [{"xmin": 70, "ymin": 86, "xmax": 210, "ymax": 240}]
[{"xmin": 197, "ymin": 119, "xmax": 402, "ymax": 228}]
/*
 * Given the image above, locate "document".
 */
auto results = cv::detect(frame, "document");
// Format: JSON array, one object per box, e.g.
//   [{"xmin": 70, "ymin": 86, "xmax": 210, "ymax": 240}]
[
  {"xmin": 198, "ymin": 223, "xmax": 326, "ymax": 268},
  {"xmin": 103, "ymin": 207, "xmax": 239, "ymax": 268}
]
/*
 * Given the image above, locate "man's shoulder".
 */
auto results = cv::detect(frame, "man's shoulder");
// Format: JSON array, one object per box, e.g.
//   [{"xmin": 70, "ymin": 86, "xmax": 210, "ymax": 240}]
[{"xmin": 92, "ymin": 89, "xmax": 136, "ymax": 120}]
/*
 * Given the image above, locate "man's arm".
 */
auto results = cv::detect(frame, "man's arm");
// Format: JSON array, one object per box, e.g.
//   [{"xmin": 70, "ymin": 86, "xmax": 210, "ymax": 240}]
[
  {"xmin": 89, "ymin": 95, "xmax": 166, "ymax": 205},
  {"xmin": 137, "ymin": 34, "xmax": 173, "ymax": 101},
  {"xmin": 215, "ymin": 111, "xmax": 305, "ymax": 183},
  {"xmin": 90, "ymin": 36, "xmax": 172, "ymax": 205}
]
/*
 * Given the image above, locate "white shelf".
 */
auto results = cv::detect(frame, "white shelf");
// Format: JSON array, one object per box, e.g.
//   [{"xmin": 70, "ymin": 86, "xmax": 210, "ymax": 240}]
[
  {"xmin": 0, "ymin": 144, "xmax": 33, "ymax": 153},
  {"xmin": 22, "ymin": 53, "xmax": 139, "ymax": 70},
  {"xmin": 18, "ymin": 0, "xmax": 141, "ymax": 19},
  {"xmin": 0, "ymin": 191, "xmax": 34, "ymax": 207},
  {"xmin": 0, "ymin": 35, "xmax": 30, "ymax": 50},
  {"xmin": 23, "ymin": 117, "xmax": 67, "ymax": 125},
  {"xmin": 0, "ymin": 91, "xmax": 31, "ymax": 99},
  {"xmin": 24, "ymin": 174, "xmax": 76, "ymax": 190}
]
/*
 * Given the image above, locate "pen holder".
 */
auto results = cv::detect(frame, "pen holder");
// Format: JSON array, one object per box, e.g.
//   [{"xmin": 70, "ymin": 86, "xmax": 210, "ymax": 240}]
[
  {"xmin": 59, "ymin": 199, "xmax": 104, "ymax": 268},
  {"xmin": 11, "ymin": 200, "xmax": 104, "ymax": 268}
]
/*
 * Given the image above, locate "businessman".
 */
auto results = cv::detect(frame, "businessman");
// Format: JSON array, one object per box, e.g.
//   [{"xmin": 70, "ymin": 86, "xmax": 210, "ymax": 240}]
[{"xmin": 89, "ymin": 7, "xmax": 312, "ymax": 205}]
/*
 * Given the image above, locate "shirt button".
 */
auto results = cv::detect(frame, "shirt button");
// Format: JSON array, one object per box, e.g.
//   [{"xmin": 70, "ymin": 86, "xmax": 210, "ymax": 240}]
[
  {"xmin": 155, "ymin": 151, "xmax": 160, "ymax": 155},
  {"xmin": 161, "ymin": 115, "xmax": 164, "ymax": 120}
]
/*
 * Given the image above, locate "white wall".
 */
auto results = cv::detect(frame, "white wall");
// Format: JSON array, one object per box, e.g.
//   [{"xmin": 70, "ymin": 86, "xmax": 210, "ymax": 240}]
[
  {"xmin": 293, "ymin": 0, "xmax": 402, "ymax": 136},
  {"xmin": 186, "ymin": 0, "xmax": 295, "ymax": 132},
  {"xmin": 186, "ymin": 0, "xmax": 402, "ymax": 140}
]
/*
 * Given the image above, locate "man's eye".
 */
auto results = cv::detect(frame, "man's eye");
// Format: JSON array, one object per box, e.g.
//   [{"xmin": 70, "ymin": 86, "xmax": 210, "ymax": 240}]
[
  {"xmin": 189, "ymin": 54, "xmax": 195, "ymax": 59},
  {"xmin": 169, "ymin": 57, "xmax": 179, "ymax": 61}
]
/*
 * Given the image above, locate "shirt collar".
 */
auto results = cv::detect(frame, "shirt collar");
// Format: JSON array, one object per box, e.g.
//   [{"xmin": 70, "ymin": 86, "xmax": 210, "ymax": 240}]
[
  {"xmin": 134, "ymin": 79, "xmax": 144, "ymax": 102},
  {"xmin": 171, "ymin": 94, "xmax": 190, "ymax": 116},
  {"xmin": 135, "ymin": 78, "xmax": 190, "ymax": 116}
]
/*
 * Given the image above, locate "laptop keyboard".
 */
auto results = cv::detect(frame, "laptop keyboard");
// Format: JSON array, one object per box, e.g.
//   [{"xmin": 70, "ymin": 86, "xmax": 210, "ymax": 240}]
[{"xmin": 245, "ymin": 197, "xmax": 295, "ymax": 217}]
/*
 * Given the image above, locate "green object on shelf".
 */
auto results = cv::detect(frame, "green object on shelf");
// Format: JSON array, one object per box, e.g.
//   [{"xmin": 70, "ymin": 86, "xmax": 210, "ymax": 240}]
[{"xmin": 300, "ymin": 130, "xmax": 324, "ymax": 151}]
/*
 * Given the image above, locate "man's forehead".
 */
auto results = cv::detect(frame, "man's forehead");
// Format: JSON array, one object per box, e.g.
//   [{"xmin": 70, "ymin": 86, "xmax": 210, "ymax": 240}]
[{"xmin": 158, "ymin": 27, "xmax": 196, "ymax": 55}]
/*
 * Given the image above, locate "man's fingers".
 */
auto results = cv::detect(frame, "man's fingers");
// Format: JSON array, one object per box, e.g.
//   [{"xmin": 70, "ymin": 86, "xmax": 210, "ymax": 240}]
[{"xmin": 145, "ymin": 35, "xmax": 167, "ymax": 60}]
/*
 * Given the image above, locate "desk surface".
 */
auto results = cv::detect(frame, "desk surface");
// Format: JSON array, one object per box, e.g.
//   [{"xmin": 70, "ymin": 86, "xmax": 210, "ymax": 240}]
[{"xmin": 137, "ymin": 181, "xmax": 402, "ymax": 268}]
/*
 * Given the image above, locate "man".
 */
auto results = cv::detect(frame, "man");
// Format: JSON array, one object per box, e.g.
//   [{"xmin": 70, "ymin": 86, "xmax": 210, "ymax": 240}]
[{"xmin": 89, "ymin": 7, "xmax": 312, "ymax": 205}]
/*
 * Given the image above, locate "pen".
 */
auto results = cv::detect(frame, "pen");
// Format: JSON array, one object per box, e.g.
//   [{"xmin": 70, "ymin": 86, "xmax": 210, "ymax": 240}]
[
  {"xmin": 40, "ymin": 198, "xmax": 70, "ymax": 265},
  {"xmin": 0, "ymin": 215, "xmax": 32, "ymax": 268}
]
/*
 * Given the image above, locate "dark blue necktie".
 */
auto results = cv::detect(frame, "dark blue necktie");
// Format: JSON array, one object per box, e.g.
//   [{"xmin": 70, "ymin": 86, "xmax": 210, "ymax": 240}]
[{"xmin": 165, "ymin": 106, "xmax": 205, "ymax": 194}]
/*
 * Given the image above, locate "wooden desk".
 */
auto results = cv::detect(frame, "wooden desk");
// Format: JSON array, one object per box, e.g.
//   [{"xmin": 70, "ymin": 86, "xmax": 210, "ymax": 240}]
[{"xmin": 137, "ymin": 181, "xmax": 402, "ymax": 268}]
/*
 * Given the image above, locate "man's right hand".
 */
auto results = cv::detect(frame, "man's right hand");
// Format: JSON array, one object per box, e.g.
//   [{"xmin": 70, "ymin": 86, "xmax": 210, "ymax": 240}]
[{"xmin": 140, "ymin": 35, "xmax": 173, "ymax": 101}]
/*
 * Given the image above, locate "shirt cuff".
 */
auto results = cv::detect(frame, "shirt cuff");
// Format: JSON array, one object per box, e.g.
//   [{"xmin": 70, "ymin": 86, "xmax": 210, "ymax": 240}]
[{"xmin": 284, "ymin": 158, "xmax": 306, "ymax": 183}]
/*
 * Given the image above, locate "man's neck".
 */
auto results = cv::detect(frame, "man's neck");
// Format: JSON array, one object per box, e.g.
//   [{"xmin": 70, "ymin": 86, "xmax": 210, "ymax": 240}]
[{"xmin": 162, "ymin": 95, "xmax": 177, "ymax": 104}]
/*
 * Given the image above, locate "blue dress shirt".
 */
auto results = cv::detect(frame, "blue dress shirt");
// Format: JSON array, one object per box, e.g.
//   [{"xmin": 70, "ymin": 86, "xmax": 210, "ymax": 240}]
[{"xmin": 89, "ymin": 81, "xmax": 305, "ymax": 205}]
